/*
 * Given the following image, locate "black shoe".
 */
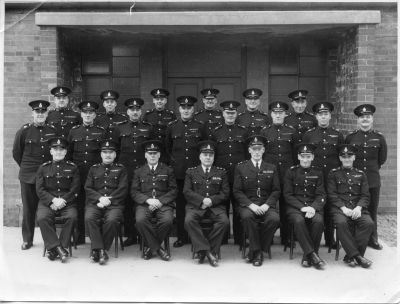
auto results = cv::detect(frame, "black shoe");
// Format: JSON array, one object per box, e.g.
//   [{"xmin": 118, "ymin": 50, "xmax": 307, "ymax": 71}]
[
  {"xmin": 143, "ymin": 247, "xmax": 152, "ymax": 260},
  {"xmin": 21, "ymin": 242, "xmax": 33, "ymax": 250},
  {"xmin": 173, "ymin": 239, "xmax": 185, "ymax": 248},
  {"xmin": 252, "ymin": 251, "xmax": 263, "ymax": 267},
  {"xmin": 245, "ymin": 251, "xmax": 255, "ymax": 263},
  {"xmin": 157, "ymin": 248, "xmax": 170, "ymax": 261},
  {"xmin": 301, "ymin": 254, "xmax": 311, "ymax": 267},
  {"xmin": 354, "ymin": 255, "xmax": 372, "ymax": 268},
  {"xmin": 90, "ymin": 250, "xmax": 100, "ymax": 263},
  {"xmin": 343, "ymin": 255, "xmax": 356, "ymax": 267},
  {"xmin": 47, "ymin": 248, "xmax": 58, "ymax": 261},
  {"xmin": 308, "ymin": 252, "xmax": 324, "ymax": 269},
  {"xmin": 206, "ymin": 251, "xmax": 218, "ymax": 267},
  {"xmin": 123, "ymin": 237, "xmax": 138, "ymax": 247},
  {"xmin": 56, "ymin": 246, "xmax": 68, "ymax": 263},
  {"xmin": 198, "ymin": 250, "xmax": 206, "ymax": 264},
  {"xmin": 99, "ymin": 249, "xmax": 109, "ymax": 265},
  {"xmin": 368, "ymin": 241, "xmax": 383, "ymax": 250}
]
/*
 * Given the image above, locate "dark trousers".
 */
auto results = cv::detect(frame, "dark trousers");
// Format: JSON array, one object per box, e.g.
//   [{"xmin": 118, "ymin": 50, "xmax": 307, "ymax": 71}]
[
  {"xmin": 185, "ymin": 208, "xmax": 229, "ymax": 254},
  {"xmin": 323, "ymin": 200, "xmax": 335, "ymax": 246},
  {"xmin": 239, "ymin": 207, "xmax": 280, "ymax": 252},
  {"xmin": 228, "ymin": 185, "xmax": 242, "ymax": 244},
  {"xmin": 278, "ymin": 189, "xmax": 289, "ymax": 244},
  {"xmin": 85, "ymin": 206, "xmax": 123, "ymax": 251},
  {"xmin": 288, "ymin": 212, "xmax": 324, "ymax": 255},
  {"xmin": 135, "ymin": 205, "xmax": 174, "ymax": 251},
  {"xmin": 20, "ymin": 182, "xmax": 39, "ymax": 243},
  {"xmin": 333, "ymin": 212, "xmax": 374, "ymax": 258},
  {"xmin": 123, "ymin": 196, "xmax": 138, "ymax": 240},
  {"xmin": 368, "ymin": 187, "xmax": 380, "ymax": 242},
  {"xmin": 76, "ymin": 184, "xmax": 86, "ymax": 242},
  {"xmin": 176, "ymin": 179, "xmax": 189, "ymax": 242},
  {"xmin": 37, "ymin": 205, "xmax": 77, "ymax": 250}
]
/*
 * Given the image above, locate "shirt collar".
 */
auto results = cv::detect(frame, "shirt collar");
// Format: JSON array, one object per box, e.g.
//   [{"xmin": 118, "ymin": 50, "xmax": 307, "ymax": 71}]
[
  {"xmin": 251, "ymin": 159, "xmax": 261, "ymax": 168},
  {"xmin": 149, "ymin": 163, "xmax": 158, "ymax": 171}
]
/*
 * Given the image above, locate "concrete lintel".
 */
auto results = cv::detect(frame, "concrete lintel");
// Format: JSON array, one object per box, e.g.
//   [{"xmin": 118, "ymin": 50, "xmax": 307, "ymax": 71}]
[{"xmin": 35, "ymin": 11, "xmax": 381, "ymax": 26}]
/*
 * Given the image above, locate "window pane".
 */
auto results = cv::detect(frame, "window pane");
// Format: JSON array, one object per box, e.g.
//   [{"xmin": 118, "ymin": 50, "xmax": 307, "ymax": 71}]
[
  {"xmin": 113, "ymin": 57, "xmax": 140, "ymax": 76},
  {"xmin": 300, "ymin": 57, "xmax": 327, "ymax": 76},
  {"xmin": 270, "ymin": 46, "xmax": 298, "ymax": 75},
  {"xmin": 82, "ymin": 61, "xmax": 110, "ymax": 75},
  {"xmin": 112, "ymin": 77, "xmax": 140, "ymax": 96}
]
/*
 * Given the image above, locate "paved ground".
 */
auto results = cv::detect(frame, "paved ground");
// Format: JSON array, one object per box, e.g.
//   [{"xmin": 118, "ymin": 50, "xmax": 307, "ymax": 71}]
[{"xmin": 0, "ymin": 227, "xmax": 399, "ymax": 303}]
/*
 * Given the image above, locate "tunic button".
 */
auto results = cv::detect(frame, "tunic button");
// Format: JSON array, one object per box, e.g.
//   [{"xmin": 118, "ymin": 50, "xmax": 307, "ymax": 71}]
[
  {"xmin": 186, "ymin": 157, "xmax": 189, "ymax": 160},
  {"xmin": 85, "ymin": 152, "xmax": 88, "ymax": 154},
  {"xmin": 58, "ymin": 189, "xmax": 60, "ymax": 191},
  {"xmin": 229, "ymin": 154, "xmax": 232, "ymax": 157},
  {"xmin": 133, "ymin": 150, "xmax": 136, "ymax": 153},
  {"xmin": 57, "ymin": 181, "xmax": 59, "ymax": 184},
  {"xmin": 84, "ymin": 160, "xmax": 87, "ymax": 163}
]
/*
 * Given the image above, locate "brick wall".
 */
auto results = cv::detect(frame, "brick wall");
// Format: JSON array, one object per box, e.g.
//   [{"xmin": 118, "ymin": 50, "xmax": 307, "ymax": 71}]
[
  {"xmin": 3, "ymin": 9, "xmax": 58, "ymax": 226},
  {"xmin": 335, "ymin": 8, "xmax": 397, "ymax": 212}
]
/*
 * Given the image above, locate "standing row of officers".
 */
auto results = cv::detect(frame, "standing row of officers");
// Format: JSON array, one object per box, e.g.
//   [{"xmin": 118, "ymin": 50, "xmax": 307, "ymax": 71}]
[{"xmin": 13, "ymin": 85, "xmax": 387, "ymax": 268}]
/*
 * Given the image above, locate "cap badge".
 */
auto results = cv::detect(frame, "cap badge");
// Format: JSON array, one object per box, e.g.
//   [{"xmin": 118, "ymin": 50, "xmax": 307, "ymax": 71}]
[
  {"xmin": 321, "ymin": 104, "xmax": 325, "ymax": 109},
  {"xmin": 185, "ymin": 98, "xmax": 188, "ymax": 103},
  {"xmin": 254, "ymin": 137, "xmax": 258, "ymax": 143},
  {"xmin": 87, "ymin": 102, "xmax": 90, "ymax": 107},
  {"xmin": 277, "ymin": 103, "xmax": 281, "ymax": 108},
  {"xmin": 150, "ymin": 144, "xmax": 155, "ymax": 149},
  {"xmin": 60, "ymin": 88, "xmax": 64, "ymax": 93},
  {"xmin": 106, "ymin": 142, "xmax": 109, "ymax": 147},
  {"xmin": 299, "ymin": 92, "xmax": 303, "ymax": 97},
  {"xmin": 303, "ymin": 146, "xmax": 307, "ymax": 151},
  {"xmin": 344, "ymin": 147, "xmax": 348, "ymax": 153},
  {"xmin": 229, "ymin": 103, "xmax": 233, "ymax": 109},
  {"xmin": 39, "ymin": 103, "xmax": 42, "ymax": 108},
  {"xmin": 208, "ymin": 90, "xmax": 211, "ymax": 95},
  {"xmin": 206, "ymin": 144, "xmax": 211, "ymax": 150},
  {"xmin": 157, "ymin": 90, "xmax": 160, "ymax": 94},
  {"xmin": 133, "ymin": 100, "xmax": 137, "ymax": 105},
  {"xmin": 362, "ymin": 107, "xmax": 367, "ymax": 112},
  {"xmin": 251, "ymin": 90, "xmax": 255, "ymax": 95},
  {"xmin": 57, "ymin": 139, "xmax": 61, "ymax": 144},
  {"xmin": 107, "ymin": 92, "xmax": 111, "ymax": 97}
]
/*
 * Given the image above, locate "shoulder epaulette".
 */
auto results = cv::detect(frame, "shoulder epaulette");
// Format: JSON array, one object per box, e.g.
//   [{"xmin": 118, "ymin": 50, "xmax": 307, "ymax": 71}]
[
  {"xmin": 141, "ymin": 120, "xmax": 152, "ymax": 126},
  {"xmin": 354, "ymin": 168, "xmax": 364, "ymax": 173},
  {"xmin": 94, "ymin": 125, "xmax": 106, "ymax": 130},
  {"xmin": 47, "ymin": 124, "xmax": 56, "ymax": 129},
  {"xmin": 71, "ymin": 124, "xmax": 81, "ymax": 130},
  {"xmin": 214, "ymin": 125, "xmax": 223, "ymax": 131},
  {"xmin": 144, "ymin": 109, "xmax": 153, "ymax": 115},
  {"xmin": 331, "ymin": 127, "xmax": 340, "ymax": 132},
  {"xmin": 114, "ymin": 163, "xmax": 124, "ymax": 167},
  {"xmin": 193, "ymin": 119, "xmax": 204, "ymax": 125},
  {"xmin": 114, "ymin": 120, "xmax": 126, "ymax": 125},
  {"xmin": 237, "ymin": 160, "xmax": 248, "ymax": 166},
  {"xmin": 238, "ymin": 124, "xmax": 246, "ymax": 129},
  {"xmin": 23, "ymin": 123, "xmax": 31, "ymax": 129},
  {"xmin": 194, "ymin": 110, "xmax": 203, "ymax": 115},
  {"xmin": 238, "ymin": 112, "xmax": 245, "ymax": 116},
  {"xmin": 348, "ymin": 129, "xmax": 358, "ymax": 135},
  {"xmin": 306, "ymin": 111, "xmax": 314, "ymax": 116},
  {"xmin": 305, "ymin": 127, "xmax": 316, "ymax": 133},
  {"xmin": 167, "ymin": 119, "xmax": 178, "ymax": 126},
  {"xmin": 372, "ymin": 130, "xmax": 383, "ymax": 135},
  {"xmin": 290, "ymin": 165, "xmax": 300, "ymax": 170},
  {"xmin": 93, "ymin": 163, "xmax": 101, "ymax": 167},
  {"xmin": 215, "ymin": 166, "xmax": 226, "ymax": 172},
  {"xmin": 284, "ymin": 124, "xmax": 296, "ymax": 130},
  {"xmin": 331, "ymin": 167, "xmax": 340, "ymax": 172},
  {"xmin": 66, "ymin": 160, "xmax": 77, "ymax": 166},
  {"xmin": 167, "ymin": 109, "xmax": 175, "ymax": 114},
  {"xmin": 42, "ymin": 161, "xmax": 52, "ymax": 166},
  {"xmin": 187, "ymin": 166, "xmax": 197, "ymax": 171}
]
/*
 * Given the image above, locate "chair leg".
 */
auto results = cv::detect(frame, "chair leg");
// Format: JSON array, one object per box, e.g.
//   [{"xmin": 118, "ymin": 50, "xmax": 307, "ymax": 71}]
[
  {"xmin": 289, "ymin": 224, "xmax": 294, "ymax": 260},
  {"xmin": 119, "ymin": 224, "xmax": 124, "ymax": 251},
  {"xmin": 141, "ymin": 237, "xmax": 145, "ymax": 258},
  {"xmin": 267, "ymin": 245, "xmax": 272, "ymax": 259},
  {"xmin": 43, "ymin": 246, "xmax": 46, "ymax": 257},
  {"xmin": 241, "ymin": 232, "xmax": 247, "ymax": 259},
  {"xmin": 115, "ymin": 233, "xmax": 119, "ymax": 258},
  {"xmin": 335, "ymin": 227, "xmax": 340, "ymax": 261},
  {"xmin": 165, "ymin": 236, "xmax": 170, "ymax": 256}
]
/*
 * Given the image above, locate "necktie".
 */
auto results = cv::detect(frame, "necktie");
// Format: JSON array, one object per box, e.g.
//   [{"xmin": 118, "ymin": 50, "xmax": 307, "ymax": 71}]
[
  {"xmin": 256, "ymin": 162, "xmax": 260, "ymax": 171},
  {"xmin": 205, "ymin": 167, "xmax": 210, "ymax": 176},
  {"xmin": 151, "ymin": 166, "xmax": 155, "ymax": 174}
]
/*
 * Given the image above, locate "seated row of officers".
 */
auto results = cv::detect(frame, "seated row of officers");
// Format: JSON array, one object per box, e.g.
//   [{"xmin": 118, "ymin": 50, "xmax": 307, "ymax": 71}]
[{"xmin": 13, "ymin": 85, "xmax": 386, "ymax": 269}]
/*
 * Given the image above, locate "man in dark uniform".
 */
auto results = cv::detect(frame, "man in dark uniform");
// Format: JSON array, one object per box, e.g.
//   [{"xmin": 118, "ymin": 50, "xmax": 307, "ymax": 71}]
[
  {"xmin": 345, "ymin": 104, "xmax": 387, "ymax": 250},
  {"xmin": 165, "ymin": 96, "xmax": 206, "ymax": 247},
  {"xmin": 131, "ymin": 140, "xmax": 177, "ymax": 261},
  {"xmin": 327, "ymin": 144, "xmax": 374, "ymax": 268},
  {"xmin": 68, "ymin": 101, "xmax": 105, "ymax": 244},
  {"xmin": 184, "ymin": 140, "xmax": 230, "ymax": 267},
  {"xmin": 143, "ymin": 88, "xmax": 176, "ymax": 164},
  {"xmin": 233, "ymin": 135, "xmax": 281, "ymax": 266},
  {"xmin": 260, "ymin": 101, "xmax": 298, "ymax": 246},
  {"xmin": 237, "ymin": 88, "xmax": 271, "ymax": 136},
  {"xmin": 194, "ymin": 88, "xmax": 223, "ymax": 138},
  {"xmin": 211, "ymin": 100, "xmax": 248, "ymax": 245},
  {"xmin": 284, "ymin": 89, "xmax": 317, "ymax": 144},
  {"xmin": 117, "ymin": 97, "xmax": 154, "ymax": 247},
  {"xmin": 36, "ymin": 137, "xmax": 80, "ymax": 262},
  {"xmin": 13, "ymin": 100, "xmax": 57, "ymax": 250},
  {"xmin": 46, "ymin": 86, "xmax": 81, "ymax": 138},
  {"xmin": 303, "ymin": 102, "xmax": 344, "ymax": 248},
  {"xmin": 85, "ymin": 140, "xmax": 128, "ymax": 265},
  {"xmin": 95, "ymin": 90, "xmax": 127, "ymax": 142},
  {"xmin": 283, "ymin": 143, "xmax": 326, "ymax": 269}
]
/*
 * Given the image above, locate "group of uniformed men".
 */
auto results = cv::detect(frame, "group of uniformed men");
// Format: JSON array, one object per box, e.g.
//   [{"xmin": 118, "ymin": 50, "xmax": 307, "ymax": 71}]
[{"xmin": 13, "ymin": 85, "xmax": 387, "ymax": 268}]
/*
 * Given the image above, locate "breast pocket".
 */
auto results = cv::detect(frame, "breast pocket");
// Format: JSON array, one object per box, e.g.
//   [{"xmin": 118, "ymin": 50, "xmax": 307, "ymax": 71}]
[
  {"xmin": 336, "ymin": 177, "xmax": 348, "ymax": 192},
  {"xmin": 348, "ymin": 178, "xmax": 361, "ymax": 192},
  {"xmin": 24, "ymin": 138, "xmax": 36, "ymax": 153},
  {"xmin": 156, "ymin": 175, "xmax": 169, "ymax": 191},
  {"xmin": 243, "ymin": 176, "xmax": 256, "ymax": 189},
  {"xmin": 44, "ymin": 175, "xmax": 57, "ymax": 189},
  {"xmin": 72, "ymin": 137, "xmax": 83, "ymax": 150}
]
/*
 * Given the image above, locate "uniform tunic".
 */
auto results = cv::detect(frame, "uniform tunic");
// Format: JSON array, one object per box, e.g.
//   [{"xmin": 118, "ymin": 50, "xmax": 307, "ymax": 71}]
[
  {"xmin": 46, "ymin": 108, "xmax": 81, "ymax": 138},
  {"xmin": 85, "ymin": 162, "xmax": 128, "ymax": 250},
  {"xmin": 327, "ymin": 166, "xmax": 373, "ymax": 257},
  {"xmin": 237, "ymin": 110, "xmax": 272, "ymax": 136},
  {"xmin": 94, "ymin": 112, "xmax": 127, "ymax": 143},
  {"xmin": 36, "ymin": 160, "xmax": 80, "ymax": 250},
  {"xmin": 183, "ymin": 166, "xmax": 230, "ymax": 253},
  {"xmin": 233, "ymin": 160, "xmax": 281, "ymax": 252},
  {"xmin": 143, "ymin": 108, "xmax": 176, "ymax": 141},
  {"xmin": 283, "ymin": 165, "xmax": 326, "ymax": 254},
  {"xmin": 131, "ymin": 163, "xmax": 177, "ymax": 250},
  {"xmin": 284, "ymin": 111, "xmax": 317, "ymax": 144},
  {"xmin": 194, "ymin": 109, "xmax": 223, "ymax": 138},
  {"xmin": 13, "ymin": 123, "xmax": 57, "ymax": 243}
]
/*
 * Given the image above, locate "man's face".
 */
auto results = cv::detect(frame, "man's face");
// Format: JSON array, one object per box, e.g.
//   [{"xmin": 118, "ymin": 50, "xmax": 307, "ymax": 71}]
[
  {"xmin": 245, "ymin": 98, "xmax": 260, "ymax": 111},
  {"xmin": 222, "ymin": 110, "xmax": 237, "ymax": 124},
  {"xmin": 339, "ymin": 154, "xmax": 355, "ymax": 168},
  {"xmin": 127, "ymin": 107, "xmax": 142, "ymax": 121},
  {"xmin": 103, "ymin": 99, "xmax": 117, "ymax": 113},
  {"xmin": 202, "ymin": 97, "xmax": 218, "ymax": 110},
  {"xmin": 316, "ymin": 111, "xmax": 331, "ymax": 127},
  {"xmin": 153, "ymin": 97, "xmax": 167, "ymax": 111},
  {"xmin": 291, "ymin": 99, "xmax": 307, "ymax": 113},
  {"xmin": 50, "ymin": 147, "xmax": 67, "ymax": 162},
  {"xmin": 271, "ymin": 110, "xmax": 285, "ymax": 125},
  {"xmin": 145, "ymin": 151, "xmax": 160, "ymax": 166},
  {"xmin": 54, "ymin": 95, "xmax": 69, "ymax": 109},
  {"xmin": 357, "ymin": 114, "xmax": 374, "ymax": 130},
  {"xmin": 248, "ymin": 145, "xmax": 265, "ymax": 161},
  {"xmin": 32, "ymin": 109, "xmax": 48, "ymax": 124},
  {"xmin": 199, "ymin": 152, "xmax": 214, "ymax": 167},
  {"xmin": 179, "ymin": 105, "xmax": 194, "ymax": 121},
  {"xmin": 101, "ymin": 150, "xmax": 116, "ymax": 164},
  {"xmin": 298, "ymin": 153, "xmax": 314, "ymax": 168},
  {"xmin": 81, "ymin": 110, "xmax": 96, "ymax": 125}
]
